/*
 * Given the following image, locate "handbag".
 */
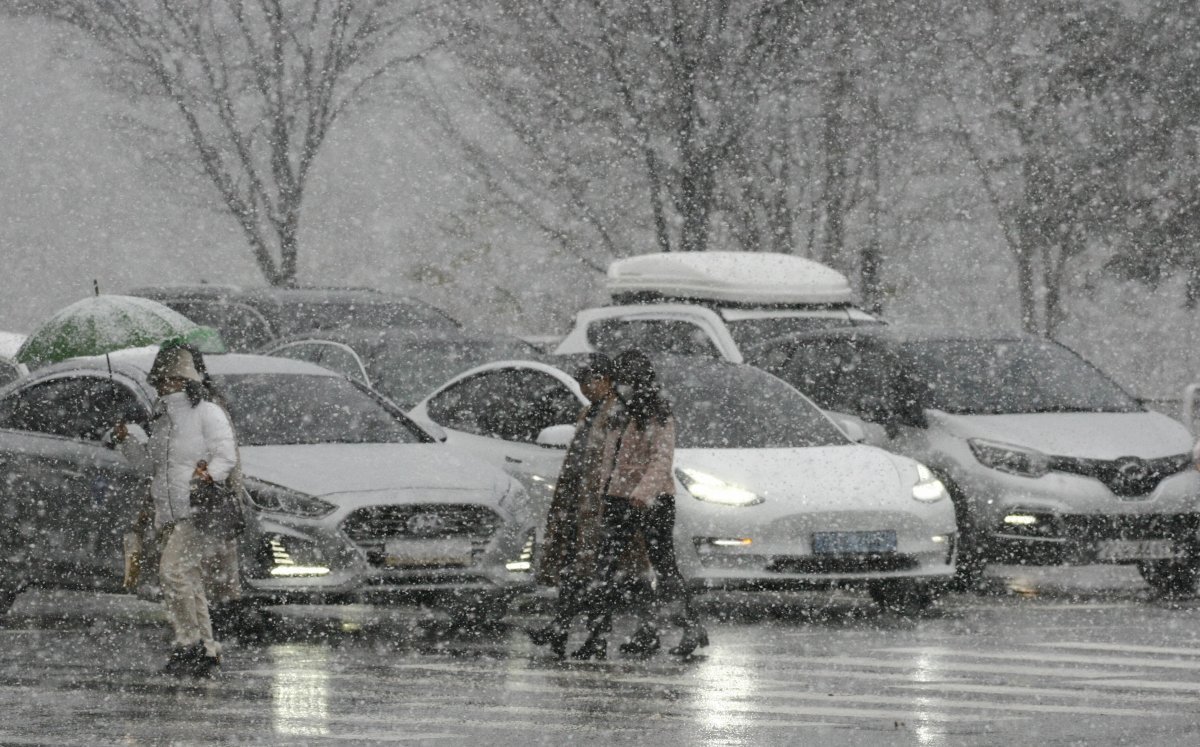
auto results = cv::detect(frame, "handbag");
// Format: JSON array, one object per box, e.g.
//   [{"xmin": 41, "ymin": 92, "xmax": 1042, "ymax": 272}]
[{"xmin": 189, "ymin": 468, "xmax": 245, "ymax": 536}]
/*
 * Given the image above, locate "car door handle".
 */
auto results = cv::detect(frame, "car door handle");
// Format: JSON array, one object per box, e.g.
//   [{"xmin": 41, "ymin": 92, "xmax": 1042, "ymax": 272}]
[{"xmin": 505, "ymin": 456, "xmax": 523, "ymax": 464}]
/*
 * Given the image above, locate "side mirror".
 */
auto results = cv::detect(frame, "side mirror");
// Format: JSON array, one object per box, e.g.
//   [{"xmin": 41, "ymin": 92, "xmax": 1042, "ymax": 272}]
[{"xmin": 536, "ymin": 424, "xmax": 576, "ymax": 449}]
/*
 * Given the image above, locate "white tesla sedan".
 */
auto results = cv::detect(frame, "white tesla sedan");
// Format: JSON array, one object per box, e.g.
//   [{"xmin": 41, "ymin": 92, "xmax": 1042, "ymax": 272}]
[
  {"xmin": 0, "ymin": 348, "xmax": 533, "ymax": 625},
  {"xmin": 410, "ymin": 355, "xmax": 959, "ymax": 611}
]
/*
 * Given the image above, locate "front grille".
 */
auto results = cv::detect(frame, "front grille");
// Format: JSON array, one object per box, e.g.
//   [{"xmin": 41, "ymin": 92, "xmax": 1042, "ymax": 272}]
[
  {"xmin": 341, "ymin": 504, "xmax": 501, "ymax": 543},
  {"xmin": 1048, "ymin": 453, "xmax": 1191, "ymax": 497},
  {"xmin": 766, "ymin": 554, "xmax": 918, "ymax": 574},
  {"xmin": 1060, "ymin": 513, "xmax": 1200, "ymax": 541}
]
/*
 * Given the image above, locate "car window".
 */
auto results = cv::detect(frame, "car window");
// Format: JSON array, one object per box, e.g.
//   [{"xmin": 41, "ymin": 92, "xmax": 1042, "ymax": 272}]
[
  {"xmin": 0, "ymin": 377, "xmax": 146, "ymax": 441},
  {"xmin": 656, "ymin": 362, "xmax": 848, "ymax": 449},
  {"xmin": 779, "ymin": 339, "xmax": 900, "ymax": 419},
  {"xmin": 369, "ymin": 338, "xmax": 538, "ymax": 410},
  {"xmin": 488, "ymin": 370, "xmax": 580, "ymax": 443},
  {"xmin": 897, "ymin": 339, "xmax": 1141, "ymax": 415},
  {"xmin": 425, "ymin": 369, "xmax": 579, "ymax": 442},
  {"xmin": 0, "ymin": 360, "xmax": 19, "ymax": 388},
  {"xmin": 588, "ymin": 319, "xmax": 720, "ymax": 358},
  {"xmin": 271, "ymin": 342, "xmax": 369, "ymax": 384},
  {"xmin": 425, "ymin": 372, "xmax": 501, "ymax": 436},
  {"xmin": 165, "ymin": 300, "xmax": 275, "ymax": 351},
  {"xmin": 725, "ymin": 316, "xmax": 868, "ymax": 350},
  {"xmin": 218, "ymin": 373, "xmax": 426, "ymax": 445}
]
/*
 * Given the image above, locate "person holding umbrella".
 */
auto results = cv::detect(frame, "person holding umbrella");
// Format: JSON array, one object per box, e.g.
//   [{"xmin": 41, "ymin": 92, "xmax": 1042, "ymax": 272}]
[{"xmin": 113, "ymin": 342, "xmax": 238, "ymax": 676}]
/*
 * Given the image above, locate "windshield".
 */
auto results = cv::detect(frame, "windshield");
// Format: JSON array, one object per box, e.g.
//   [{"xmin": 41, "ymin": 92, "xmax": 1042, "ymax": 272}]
[
  {"xmin": 898, "ymin": 339, "xmax": 1141, "ymax": 415},
  {"xmin": 726, "ymin": 316, "xmax": 878, "ymax": 349},
  {"xmin": 369, "ymin": 338, "xmax": 538, "ymax": 409},
  {"xmin": 271, "ymin": 300, "xmax": 459, "ymax": 336},
  {"xmin": 656, "ymin": 363, "xmax": 848, "ymax": 449},
  {"xmin": 218, "ymin": 373, "xmax": 426, "ymax": 446}
]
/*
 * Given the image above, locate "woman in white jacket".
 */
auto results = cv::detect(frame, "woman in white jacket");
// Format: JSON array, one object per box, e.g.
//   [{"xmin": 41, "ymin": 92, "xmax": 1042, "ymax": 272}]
[{"xmin": 116, "ymin": 344, "xmax": 238, "ymax": 677}]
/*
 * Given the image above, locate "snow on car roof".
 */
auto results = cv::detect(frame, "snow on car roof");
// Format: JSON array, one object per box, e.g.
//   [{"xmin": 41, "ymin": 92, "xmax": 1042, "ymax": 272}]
[
  {"xmin": 606, "ymin": 251, "xmax": 853, "ymax": 305},
  {"xmin": 66, "ymin": 346, "xmax": 340, "ymax": 378}
]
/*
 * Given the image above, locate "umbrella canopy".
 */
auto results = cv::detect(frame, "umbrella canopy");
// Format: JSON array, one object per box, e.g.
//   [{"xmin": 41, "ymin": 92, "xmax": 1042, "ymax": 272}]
[{"xmin": 16, "ymin": 295, "xmax": 226, "ymax": 368}]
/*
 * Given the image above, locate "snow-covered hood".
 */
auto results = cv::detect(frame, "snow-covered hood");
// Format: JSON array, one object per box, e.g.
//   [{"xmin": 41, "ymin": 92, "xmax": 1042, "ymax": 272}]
[
  {"xmin": 240, "ymin": 443, "xmax": 508, "ymax": 499},
  {"xmin": 676, "ymin": 445, "xmax": 908, "ymax": 512},
  {"xmin": 929, "ymin": 410, "xmax": 1194, "ymax": 460}
]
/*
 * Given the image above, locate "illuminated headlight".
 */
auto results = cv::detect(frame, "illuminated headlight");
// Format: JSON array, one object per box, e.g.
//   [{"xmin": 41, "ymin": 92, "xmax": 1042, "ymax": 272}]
[
  {"xmin": 506, "ymin": 530, "xmax": 536, "ymax": 572},
  {"xmin": 677, "ymin": 468, "xmax": 763, "ymax": 507},
  {"xmin": 911, "ymin": 463, "xmax": 948, "ymax": 502},
  {"xmin": 267, "ymin": 536, "xmax": 330, "ymax": 577},
  {"xmin": 244, "ymin": 479, "xmax": 337, "ymax": 518},
  {"xmin": 968, "ymin": 439, "xmax": 1050, "ymax": 478}
]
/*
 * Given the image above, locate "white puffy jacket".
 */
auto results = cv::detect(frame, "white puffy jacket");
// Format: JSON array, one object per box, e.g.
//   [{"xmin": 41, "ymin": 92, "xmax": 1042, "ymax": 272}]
[{"xmin": 120, "ymin": 392, "xmax": 238, "ymax": 528}]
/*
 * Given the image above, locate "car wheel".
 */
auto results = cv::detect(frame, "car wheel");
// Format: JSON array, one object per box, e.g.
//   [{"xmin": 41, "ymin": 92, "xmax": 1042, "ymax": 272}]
[
  {"xmin": 936, "ymin": 472, "xmax": 987, "ymax": 593},
  {"xmin": 868, "ymin": 580, "xmax": 937, "ymax": 616},
  {"xmin": 1139, "ymin": 560, "xmax": 1199, "ymax": 597}
]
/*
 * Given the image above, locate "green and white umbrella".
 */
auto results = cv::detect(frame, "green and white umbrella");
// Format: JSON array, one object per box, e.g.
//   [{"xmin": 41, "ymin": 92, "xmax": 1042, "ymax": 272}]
[{"xmin": 16, "ymin": 294, "xmax": 226, "ymax": 368}]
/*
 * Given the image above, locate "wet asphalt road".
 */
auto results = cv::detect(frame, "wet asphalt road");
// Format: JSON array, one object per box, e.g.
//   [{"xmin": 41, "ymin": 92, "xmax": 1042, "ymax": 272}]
[{"xmin": 3, "ymin": 567, "xmax": 1200, "ymax": 746}]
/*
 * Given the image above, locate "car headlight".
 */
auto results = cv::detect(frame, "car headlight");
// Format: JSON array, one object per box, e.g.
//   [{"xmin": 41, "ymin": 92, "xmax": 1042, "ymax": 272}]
[
  {"xmin": 968, "ymin": 439, "xmax": 1050, "ymax": 478},
  {"xmin": 911, "ymin": 463, "xmax": 948, "ymax": 502},
  {"xmin": 676, "ymin": 468, "xmax": 763, "ymax": 506},
  {"xmin": 244, "ymin": 479, "xmax": 337, "ymax": 518}
]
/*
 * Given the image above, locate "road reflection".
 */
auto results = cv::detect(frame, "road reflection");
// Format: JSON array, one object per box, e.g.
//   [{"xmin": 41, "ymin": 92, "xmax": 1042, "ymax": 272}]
[
  {"xmin": 693, "ymin": 645, "xmax": 761, "ymax": 738},
  {"xmin": 910, "ymin": 648, "xmax": 947, "ymax": 747},
  {"xmin": 269, "ymin": 643, "xmax": 331, "ymax": 737}
]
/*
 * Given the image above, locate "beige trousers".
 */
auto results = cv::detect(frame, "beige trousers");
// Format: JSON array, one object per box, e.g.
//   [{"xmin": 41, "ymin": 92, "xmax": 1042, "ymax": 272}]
[
  {"xmin": 201, "ymin": 536, "xmax": 241, "ymax": 606},
  {"xmin": 159, "ymin": 520, "xmax": 219, "ymax": 657}
]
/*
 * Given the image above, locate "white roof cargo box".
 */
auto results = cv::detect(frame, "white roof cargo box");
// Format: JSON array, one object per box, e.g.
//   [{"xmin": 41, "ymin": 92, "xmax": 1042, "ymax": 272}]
[{"xmin": 607, "ymin": 251, "xmax": 853, "ymax": 305}]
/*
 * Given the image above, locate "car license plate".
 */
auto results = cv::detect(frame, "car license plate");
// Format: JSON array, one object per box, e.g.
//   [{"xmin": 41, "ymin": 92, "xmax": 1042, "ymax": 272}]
[
  {"xmin": 1096, "ymin": 539, "xmax": 1178, "ymax": 561},
  {"xmin": 383, "ymin": 538, "xmax": 473, "ymax": 567},
  {"xmin": 812, "ymin": 530, "xmax": 897, "ymax": 555}
]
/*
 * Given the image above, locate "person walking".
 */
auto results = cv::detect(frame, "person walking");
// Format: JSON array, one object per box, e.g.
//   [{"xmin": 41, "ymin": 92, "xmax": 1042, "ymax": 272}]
[
  {"xmin": 599, "ymin": 349, "xmax": 708, "ymax": 659},
  {"xmin": 114, "ymin": 343, "xmax": 239, "ymax": 676},
  {"xmin": 528, "ymin": 354, "xmax": 624, "ymax": 659}
]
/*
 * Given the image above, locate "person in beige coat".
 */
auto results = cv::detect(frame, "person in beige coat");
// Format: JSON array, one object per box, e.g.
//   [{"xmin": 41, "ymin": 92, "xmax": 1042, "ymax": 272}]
[{"xmin": 577, "ymin": 350, "xmax": 708, "ymax": 660}]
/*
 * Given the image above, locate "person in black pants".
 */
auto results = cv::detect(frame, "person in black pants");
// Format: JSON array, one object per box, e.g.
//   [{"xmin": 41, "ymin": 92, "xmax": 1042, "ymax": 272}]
[{"xmin": 577, "ymin": 350, "xmax": 708, "ymax": 660}]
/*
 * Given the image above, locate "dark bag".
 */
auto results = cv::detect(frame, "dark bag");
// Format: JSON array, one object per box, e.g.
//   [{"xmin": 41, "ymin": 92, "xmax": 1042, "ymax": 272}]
[{"xmin": 189, "ymin": 475, "xmax": 245, "ymax": 536}]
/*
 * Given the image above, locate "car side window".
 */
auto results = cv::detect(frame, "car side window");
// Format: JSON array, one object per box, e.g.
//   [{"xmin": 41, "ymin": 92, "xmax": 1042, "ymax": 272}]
[
  {"xmin": 588, "ymin": 319, "xmax": 720, "ymax": 358},
  {"xmin": 0, "ymin": 377, "xmax": 146, "ymax": 441},
  {"xmin": 166, "ymin": 300, "xmax": 275, "ymax": 351},
  {"xmin": 425, "ymin": 372, "xmax": 505, "ymax": 436},
  {"xmin": 491, "ymin": 371, "xmax": 580, "ymax": 443},
  {"xmin": 0, "ymin": 360, "xmax": 19, "ymax": 388}
]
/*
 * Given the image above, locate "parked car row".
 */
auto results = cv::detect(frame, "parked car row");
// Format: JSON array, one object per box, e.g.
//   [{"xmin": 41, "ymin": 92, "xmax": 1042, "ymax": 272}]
[{"xmin": 2, "ymin": 251, "xmax": 1197, "ymax": 624}]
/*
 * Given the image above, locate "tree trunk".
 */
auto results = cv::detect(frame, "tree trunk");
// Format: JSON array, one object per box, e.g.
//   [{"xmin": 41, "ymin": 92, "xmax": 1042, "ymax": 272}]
[{"xmin": 820, "ymin": 67, "xmax": 850, "ymax": 265}]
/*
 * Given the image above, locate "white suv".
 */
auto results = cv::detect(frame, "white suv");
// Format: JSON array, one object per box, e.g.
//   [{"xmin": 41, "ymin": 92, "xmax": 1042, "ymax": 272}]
[{"xmin": 555, "ymin": 252, "xmax": 880, "ymax": 361}]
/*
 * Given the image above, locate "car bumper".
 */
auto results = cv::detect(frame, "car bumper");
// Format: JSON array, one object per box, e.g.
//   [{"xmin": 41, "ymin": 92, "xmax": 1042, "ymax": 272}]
[
  {"xmin": 678, "ymin": 508, "xmax": 958, "ymax": 590},
  {"xmin": 239, "ymin": 512, "xmax": 535, "ymax": 605},
  {"xmin": 959, "ymin": 468, "xmax": 1200, "ymax": 564}
]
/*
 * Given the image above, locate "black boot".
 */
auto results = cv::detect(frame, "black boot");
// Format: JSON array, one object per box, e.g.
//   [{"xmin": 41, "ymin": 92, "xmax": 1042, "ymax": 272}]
[
  {"xmin": 669, "ymin": 624, "xmax": 709, "ymax": 658},
  {"xmin": 570, "ymin": 630, "xmax": 607, "ymax": 661},
  {"xmin": 162, "ymin": 642, "xmax": 205, "ymax": 676},
  {"xmin": 525, "ymin": 624, "xmax": 568, "ymax": 660},
  {"xmin": 619, "ymin": 622, "xmax": 661, "ymax": 656}
]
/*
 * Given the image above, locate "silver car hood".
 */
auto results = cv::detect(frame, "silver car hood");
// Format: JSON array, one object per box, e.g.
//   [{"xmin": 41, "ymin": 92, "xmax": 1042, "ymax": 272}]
[
  {"xmin": 929, "ymin": 410, "xmax": 1194, "ymax": 459},
  {"xmin": 240, "ymin": 443, "xmax": 508, "ymax": 499}
]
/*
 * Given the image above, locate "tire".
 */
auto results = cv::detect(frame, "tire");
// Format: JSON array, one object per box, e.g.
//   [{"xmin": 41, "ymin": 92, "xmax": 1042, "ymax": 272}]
[
  {"xmin": 936, "ymin": 472, "xmax": 987, "ymax": 593},
  {"xmin": 1139, "ymin": 560, "xmax": 1199, "ymax": 597},
  {"xmin": 869, "ymin": 581, "xmax": 937, "ymax": 616}
]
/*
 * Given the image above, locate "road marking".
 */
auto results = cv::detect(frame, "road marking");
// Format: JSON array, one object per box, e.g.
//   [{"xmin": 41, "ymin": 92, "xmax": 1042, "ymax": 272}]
[
  {"xmin": 896, "ymin": 681, "xmax": 1198, "ymax": 705},
  {"xmin": 1076, "ymin": 678, "xmax": 1200, "ymax": 692},
  {"xmin": 1035, "ymin": 641, "xmax": 1200, "ymax": 658},
  {"xmin": 752, "ymin": 655, "xmax": 1130, "ymax": 680},
  {"xmin": 880, "ymin": 646, "xmax": 1200, "ymax": 671}
]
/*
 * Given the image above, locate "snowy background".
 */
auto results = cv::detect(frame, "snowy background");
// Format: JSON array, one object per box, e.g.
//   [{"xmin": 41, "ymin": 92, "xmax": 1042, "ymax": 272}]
[{"xmin": 2, "ymin": 8, "xmax": 1198, "ymax": 401}]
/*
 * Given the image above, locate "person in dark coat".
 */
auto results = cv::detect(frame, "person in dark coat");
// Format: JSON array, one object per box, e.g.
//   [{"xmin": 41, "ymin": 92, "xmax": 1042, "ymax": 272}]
[{"xmin": 528, "ymin": 354, "xmax": 624, "ymax": 659}]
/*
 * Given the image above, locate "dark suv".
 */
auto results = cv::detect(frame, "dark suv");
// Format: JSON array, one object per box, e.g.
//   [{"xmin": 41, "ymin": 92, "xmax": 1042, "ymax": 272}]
[{"xmin": 127, "ymin": 286, "xmax": 460, "ymax": 351}]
